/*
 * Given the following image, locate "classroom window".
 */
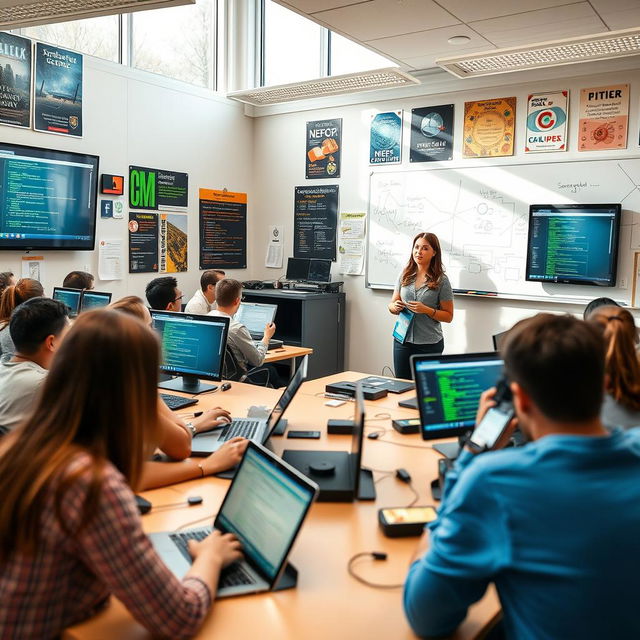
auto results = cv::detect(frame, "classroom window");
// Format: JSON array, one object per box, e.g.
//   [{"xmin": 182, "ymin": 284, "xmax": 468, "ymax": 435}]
[
  {"xmin": 21, "ymin": 16, "xmax": 120, "ymax": 62},
  {"xmin": 329, "ymin": 32, "xmax": 394, "ymax": 76},
  {"xmin": 131, "ymin": 0, "xmax": 216, "ymax": 89}
]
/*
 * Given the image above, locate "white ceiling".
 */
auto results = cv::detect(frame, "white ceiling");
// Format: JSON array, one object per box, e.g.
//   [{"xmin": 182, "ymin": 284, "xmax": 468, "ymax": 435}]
[{"xmin": 275, "ymin": 0, "xmax": 640, "ymax": 72}]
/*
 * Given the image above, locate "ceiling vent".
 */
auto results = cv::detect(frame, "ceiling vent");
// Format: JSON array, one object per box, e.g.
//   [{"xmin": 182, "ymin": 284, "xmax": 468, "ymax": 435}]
[
  {"xmin": 0, "ymin": 0, "xmax": 194, "ymax": 30},
  {"xmin": 227, "ymin": 67, "xmax": 420, "ymax": 106},
  {"xmin": 437, "ymin": 28, "xmax": 640, "ymax": 78}
]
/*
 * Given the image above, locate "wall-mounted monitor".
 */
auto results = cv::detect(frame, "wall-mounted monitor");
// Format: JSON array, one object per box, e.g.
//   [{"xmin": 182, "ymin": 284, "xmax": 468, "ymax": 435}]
[
  {"xmin": 525, "ymin": 203, "xmax": 621, "ymax": 287},
  {"xmin": 0, "ymin": 143, "xmax": 99, "ymax": 251}
]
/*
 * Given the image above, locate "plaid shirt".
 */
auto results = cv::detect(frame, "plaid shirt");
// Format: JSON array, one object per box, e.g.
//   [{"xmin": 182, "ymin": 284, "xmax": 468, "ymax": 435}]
[{"xmin": 0, "ymin": 453, "xmax": 211, "ymax": 639}]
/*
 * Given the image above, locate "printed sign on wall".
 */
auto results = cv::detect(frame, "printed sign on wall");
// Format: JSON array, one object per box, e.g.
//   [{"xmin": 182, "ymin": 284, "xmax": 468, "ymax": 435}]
[
  {"xmin": 410, "ymin": 105, "xmax": 454, "ymax": 162},
  {"xmin": 525, "ymin": 91, "xmax": 568, "ymax": 153},
  {"xmin": 463, "ymin": 97, "xmax": 516, "ymax": 158},
  {"xmin": 306, "ymin": 118, "xmax": 341, "ymax": 179},
  {"xmin": 370, "ymin": 111, "xmax": 402, "ymax": 165},
  {"xmin": 579, "ymin": 84, "xmax": 629, "ymax": 151},
  {"xmin": 0, "ymin": 32, "xmax": 31, "ymax": 129}
]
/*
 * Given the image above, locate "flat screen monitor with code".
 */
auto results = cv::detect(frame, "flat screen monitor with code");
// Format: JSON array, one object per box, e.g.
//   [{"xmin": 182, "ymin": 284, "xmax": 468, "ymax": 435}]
[{"xmin": 52, "ymin": 287, "xmax": 82, "ymax": 317}]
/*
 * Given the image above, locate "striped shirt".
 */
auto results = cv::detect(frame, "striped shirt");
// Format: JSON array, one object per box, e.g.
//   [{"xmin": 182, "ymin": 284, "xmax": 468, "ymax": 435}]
[{"xmin": 0, "ymin": 453, "xmax": 211, "ymax": 639}]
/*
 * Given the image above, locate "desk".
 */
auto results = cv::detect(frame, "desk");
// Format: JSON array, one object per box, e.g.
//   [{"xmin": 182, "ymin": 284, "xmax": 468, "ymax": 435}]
[
  {"xmin": 264, "ymin": 344, "xmax": 313, "ymax": 378},
  {"xmin": 65, "ymin": 375, "xmax": 500, "ymax": 640}
]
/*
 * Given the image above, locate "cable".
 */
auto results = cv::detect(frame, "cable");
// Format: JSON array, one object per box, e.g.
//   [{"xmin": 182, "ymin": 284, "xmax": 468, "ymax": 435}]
[
  {"xmin": 381, "ymin": 365, "xmax": 395, "ymax": 378},
  {"xmin": 347, "ymin": 552, "xmax": 404, "ymax": 589}
]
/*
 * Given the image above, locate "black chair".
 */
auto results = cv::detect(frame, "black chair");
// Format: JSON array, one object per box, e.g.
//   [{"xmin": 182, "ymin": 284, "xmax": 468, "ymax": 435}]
[{"xmin": 222, "ymin": 346, "xmax": 272, "ymax": 387}]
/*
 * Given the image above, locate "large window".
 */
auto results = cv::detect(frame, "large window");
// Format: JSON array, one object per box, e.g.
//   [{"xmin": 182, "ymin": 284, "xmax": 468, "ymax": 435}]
[{"xmin": 329, "ymin": 32, "xmax": 392, "ymax": 76}]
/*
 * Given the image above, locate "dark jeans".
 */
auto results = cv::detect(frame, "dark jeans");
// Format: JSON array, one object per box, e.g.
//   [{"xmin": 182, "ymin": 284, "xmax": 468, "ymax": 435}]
[{"xmin": 393, "ymin": 338, "xmax": 444, "ymax": 380}]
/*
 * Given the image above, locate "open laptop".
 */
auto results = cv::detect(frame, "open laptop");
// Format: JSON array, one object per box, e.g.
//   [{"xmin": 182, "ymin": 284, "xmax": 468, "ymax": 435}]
[
  {"xmin": 52, "ymin": 287, "xmax": 82, "ymax": 317},
  {"xmin": 150, "ymin": 441, "xmax": 318, "ymax": 596},
  {"xmin": 191, "ymin": 355, "xmax": 308, "ymax": 455},
  {"xmin": 235, "ymin": 301, "xmax": 283, "ymax": 349},
  {"xmin": 79, "ymin": 290, "xmax": 112, "ymax": 312}
]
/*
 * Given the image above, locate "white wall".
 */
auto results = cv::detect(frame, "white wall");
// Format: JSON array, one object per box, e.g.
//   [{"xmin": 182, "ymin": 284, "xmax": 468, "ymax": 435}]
[
  {"xmin": 250, "ymin": 66, "xmax": 640, "ymax": 375},
  {"xmin": 0, "ymin": 55, "xmax": 254, "ymax": 303}
]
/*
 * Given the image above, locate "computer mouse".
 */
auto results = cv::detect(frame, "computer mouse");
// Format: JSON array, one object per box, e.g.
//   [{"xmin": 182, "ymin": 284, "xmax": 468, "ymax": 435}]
[
  {"xmin": 221, "ymin": 382, "xmax": 232, "ymax": 391},
  {"xmin": 367, "ymin": 432, "xmax": 380, "ymax": 440}
]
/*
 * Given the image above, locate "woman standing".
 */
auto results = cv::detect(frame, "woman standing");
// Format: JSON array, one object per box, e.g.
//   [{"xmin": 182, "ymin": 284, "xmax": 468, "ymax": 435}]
[{"xmin": 388, "ymin": 232, "xmax": 454, "ymax": 379}]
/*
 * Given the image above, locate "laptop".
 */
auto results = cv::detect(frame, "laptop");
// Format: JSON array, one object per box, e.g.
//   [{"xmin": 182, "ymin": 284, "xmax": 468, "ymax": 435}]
[
  {"xmin": 150, "ymin": 441, "xmax": 318, "ymax": 596},
  {"xmin": 191, "ymin": 355, "xmax": 308, "ymax": 455},
  {"xmin": 52, "ymin": 287, "xmax": 82, "ymax": 317},
  {"xmin": 235, "ymin": 302, "xmax": 277, "ymax": 340},
  {"xmin": 79, "ymin": 290, "xmax": 112, "ymax": 312}
]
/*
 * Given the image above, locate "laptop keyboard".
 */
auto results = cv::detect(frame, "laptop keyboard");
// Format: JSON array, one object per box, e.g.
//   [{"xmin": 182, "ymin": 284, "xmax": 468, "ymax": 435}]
[
  {"xmin": 170, "ymin": 528, "xmax": 211, "ymax": 563},
  {"xmin": 219, "ymin": 420, "xmax": 261, "ymax": 442}
]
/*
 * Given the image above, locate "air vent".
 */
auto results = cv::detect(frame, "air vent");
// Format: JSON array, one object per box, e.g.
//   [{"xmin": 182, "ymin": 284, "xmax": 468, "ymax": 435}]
[
  {"xmin": 437, "ymin": 28, "xmax": 640, "ymax": 78},
  {"xmin": 0, "ymin": 0, "xmax": 194, "ymax": 30},
  {"xmin": 227, "ymin": 67, "xmax": 420, "ymax": 106}
]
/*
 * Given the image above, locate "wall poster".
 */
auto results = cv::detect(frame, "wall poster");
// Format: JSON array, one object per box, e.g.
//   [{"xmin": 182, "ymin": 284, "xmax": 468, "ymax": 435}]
[
  {"xmin": 160, "ymin": 213, "xmax": 188, "ymax": 273},
  {"xmin": 306, "ymin": 118, "xmax": 341, "ymax": 179},
  {"xmin": 370, "ymin": 111, "xmax": 402, "ymax": 164},
  {"xmin": 579, "ymin": 84, "xmax": 629, "ymax": 151},
  {"xmin": 463, "ymin": 97, "xmax": 516, "ymax": 158},
  {"xmin": 34, "ymin": 43, "xmax": 83, "ymax": 137},
  {"xmin": 128, "ymin": 212, "xmax": 158, "ymax": 273},
  {"xmin": 294, "ymin": 185, "xmax": 338, "ymax": 261},
  {"xmin": 525, "ymin": 91, "xmax": 568, "ymax": 153},
  {"xmin": 199, "ymin": 189, "xmax": 247, "ymax": 269},
  {"xmin": 410, "ymin": 104, "xmax": 453, "ymax": 162},
  {"xmin": 0, "ymin": 32, "xmax": 31, "ymax": 129},
  {"xmin": 129, "ymin": 165, "xmax": 188, "ymax": 210}
]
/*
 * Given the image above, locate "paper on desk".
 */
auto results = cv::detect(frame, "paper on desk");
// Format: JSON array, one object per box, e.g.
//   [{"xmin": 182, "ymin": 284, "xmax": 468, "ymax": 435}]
[
  {"xmin": 338, "ymin": 212, "xmax": 366, "ymax": 275},
  {"xmin": 98, "ymin": 239, "xmax": 123, "ymax": 280},
  {"xmin": 265, "ymin": 225, "xmax": 283, "ymax": 268}
]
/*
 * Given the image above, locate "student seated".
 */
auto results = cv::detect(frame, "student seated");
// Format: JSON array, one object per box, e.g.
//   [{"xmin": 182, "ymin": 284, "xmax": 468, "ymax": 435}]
[
  {"xmin": 0, "ymin": 310, "xmax": 242, "ymax": 639},
  {"xmin": 0, "ymin": 278, "xmax": 44, "ymax": 363},
  {"xmin": 403, "ymin": 313, "xmax": 640, "ymax": 639},
  {"xmin": 146, "ymin": 276, "xmax": 183, "ymax": 311},
  {"xmin": 0, "ymin": 298, "xmax": 69, "ymax": 433},
  {"xmin": 583, "ymin": 296, "xmax": 620, "ymax": 320},
  {"xmin": 185, "ymin": 269, "xmax": 225, "ymax": 315},
  {"xmin": 588, "ymin": 305, "xmax": 640, "ymax": 429},
  {"xmin": 0, "ymin": 271, "xmax": 15, "ymax": 298},
  {"xmin": 208, "ymin": 278, "xmax": 276, "ymax": 376},
  {"xmin": 62, "ymin": 270, "xmax": 95, "ymax": 290},
  {"xmin": 109, "ymin": 295, "xmax": 248, "ymax": 488}
]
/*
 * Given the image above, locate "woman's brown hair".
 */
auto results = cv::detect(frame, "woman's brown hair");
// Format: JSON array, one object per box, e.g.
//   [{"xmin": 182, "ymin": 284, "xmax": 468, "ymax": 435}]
[
  {"xmin": 400, "ymin": 232, "xmax": 445, "ymax": 288},
  {"xmin": 109, "ymin": 295, "xmax": 148, "ymax": 322},
  {"xmin": 589, "ymin": 306, "xmax": 640, "ymax": 412},
  {"xmin": 0, "ymin": 278, "xmax": 44, "ymax": 325},
  {"xmin": 0, "ymin": 310, "xmax": 160, "ymax": 562}
]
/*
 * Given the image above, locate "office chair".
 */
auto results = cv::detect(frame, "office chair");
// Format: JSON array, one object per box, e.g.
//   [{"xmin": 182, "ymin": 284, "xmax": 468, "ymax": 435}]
[{"xmin": 222, "ymin": 346, "xmax": 272, "ymax": 387}]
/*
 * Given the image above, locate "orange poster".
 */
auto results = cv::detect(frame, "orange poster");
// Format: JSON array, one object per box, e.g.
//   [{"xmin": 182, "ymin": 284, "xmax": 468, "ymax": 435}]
[
  {"xmin": 463, "ymin": 97, "xmax": 516, "ymax": 158},
  {"xmin": 579, "ymin": 84, "xmax": 629, "ymax": 151}
]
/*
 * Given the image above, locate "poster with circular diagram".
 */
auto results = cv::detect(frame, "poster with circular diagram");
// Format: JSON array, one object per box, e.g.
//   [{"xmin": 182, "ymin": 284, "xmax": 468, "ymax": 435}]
[
  {"xmin": 410, "ymin": 105, "xmax": 453, "ymax": 162},
  {"xmin": 463, "ymin": 97, "xmax": 516, "ymax": 158}
]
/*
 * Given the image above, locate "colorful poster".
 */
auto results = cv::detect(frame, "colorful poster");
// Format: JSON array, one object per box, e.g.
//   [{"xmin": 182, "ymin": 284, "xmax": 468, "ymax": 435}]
[
  {"xmin": 370, "ymin": 111, "xmax": 402, "ymax": 165},
  {"xmin": 199, "ymin": 189, "xmax": 247, "ymax": 270},
  {"xmin": 129, "ymin": 166, "xmax": 188, "ymax": 211},
  {"xmin": 128, "ymin": 212, "xmax": 158, "ymax": 273},
  {"xmin": 306, "ymin": 118, "xmax": 341, "ymax": 179},
  {"xmin": 410, "ymin": 105, "xmax": 453, "ymax": 162},
  {"xmin": 525, "ymin": 91, "xmax": 568, "ymax": 153},
  {"xmin": 579, "ymin": 84, "xmax": 629, "ymax": 151},
  {"xmin": 463, "ymin": 97, "xmax": 516, "ymax": 158},
  {"xmin": 294, "ymin": 185, "xmax": 338, "ymax": 261},
  {"xmin": 34, "ymin": 43, "xmax": 83, "ymax": 137},
  {"xmin": 0, "ymin": 32, "xmax": 31, "ymax": 129},
  {"xmin": 160, "ymin": 213, "xmax": 188, "ymax": 273}
]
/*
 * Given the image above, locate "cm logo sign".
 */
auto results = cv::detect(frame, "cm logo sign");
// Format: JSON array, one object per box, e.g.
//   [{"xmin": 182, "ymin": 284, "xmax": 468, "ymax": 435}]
[{"xmin": 129, "ymin": 168, "xmax": 156, "ymax": 209}]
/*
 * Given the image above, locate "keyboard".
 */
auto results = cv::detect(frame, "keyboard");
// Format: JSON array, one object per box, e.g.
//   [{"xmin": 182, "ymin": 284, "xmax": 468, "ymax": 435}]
[
  {"xmin": 252, "ymin": 339, "xmax": 284, "ymax": 350},
  {"xmin": 160, "ymin": 393, "xmax": 198, "ymax": 411},
  {"xmin": 218, "ymin": 419, "xmax": 261, "ymax": 442}
]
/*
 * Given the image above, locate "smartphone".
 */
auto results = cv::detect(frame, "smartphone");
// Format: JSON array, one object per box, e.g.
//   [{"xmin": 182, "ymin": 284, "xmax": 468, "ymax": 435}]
[
  {"xmin": 287, "ymin": 430, "xmax": 321, "ymax": 439},
  {"xmin": 378, "ymin": 506, "xmax": 438, "ymax": 537},
  {"xmin": 468, "ymin": 377, "xmax": 514, "ymax": 452}
]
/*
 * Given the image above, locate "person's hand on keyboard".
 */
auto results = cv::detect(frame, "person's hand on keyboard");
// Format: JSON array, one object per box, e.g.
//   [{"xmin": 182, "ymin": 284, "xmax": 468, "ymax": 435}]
[
  {"xmin": 192, "ymin": 407, "xmax": 232, "ymax": 434},
  {"xmin": 199, "ymin": 437, "xmax": 249, "ymax": 476},
  {"xmin": 188, "ymin": 530, "xmax": 243, "ymax": 569}
]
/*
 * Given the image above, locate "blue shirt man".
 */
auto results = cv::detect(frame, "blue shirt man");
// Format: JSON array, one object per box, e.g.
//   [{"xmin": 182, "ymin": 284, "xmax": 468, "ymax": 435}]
[{"xmin": 404, "ymin": 313, "xmax": 640, "ymax": 639}]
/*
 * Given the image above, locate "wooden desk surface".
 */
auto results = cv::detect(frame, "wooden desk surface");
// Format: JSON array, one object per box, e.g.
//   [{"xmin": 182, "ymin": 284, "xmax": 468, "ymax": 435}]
[
  {"xmin": 264, "ymin": 345, "xmax": 313, "ymax": 364},
  {"xmin": 65, "ymin": 376, "xmax": 500, "ymax": 640}
]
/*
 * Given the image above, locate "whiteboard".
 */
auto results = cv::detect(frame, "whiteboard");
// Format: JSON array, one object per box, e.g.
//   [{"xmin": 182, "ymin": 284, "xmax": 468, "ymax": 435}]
[{"xmin": 366, "ymin": 159, "xmax": 640, "ymax": 304}]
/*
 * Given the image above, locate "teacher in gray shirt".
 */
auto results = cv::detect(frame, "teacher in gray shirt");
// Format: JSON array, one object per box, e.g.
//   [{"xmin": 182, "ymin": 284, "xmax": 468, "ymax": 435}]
[{"xmin": 388, "ymin": 232, "xmax": 454, "ymax": 380}]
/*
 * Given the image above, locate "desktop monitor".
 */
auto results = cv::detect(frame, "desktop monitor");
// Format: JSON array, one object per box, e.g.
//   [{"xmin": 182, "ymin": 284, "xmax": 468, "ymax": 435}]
[
  {"xmin": 286, "ymin": 258, "xmax": 310, "ymax": 281},
  {"xmin": 150, "ymin": 310, "xmax": 230, "ymax": 394},
  {"xmin": 525, "ymin": 203, "xmax": 621, "ymax": 286},
  {"xmin": 412, "ymin": 352, "xmax": 503, "ymax": 441},
  {"xmin": 79, "ymin": 290, "xmax": 112, "ymax": 313},
  {"xmin": 492, "ymin": 330, "xmax": 510, "ymax": 352},
  {"xmin": 235, "ymin": 302, "xmax": 277, "ymax": 335},
  {"xmin": 52, "ymin": 287, "xmax": 82, "ymax": 317},
  {"xmin": 308, "ymin": 259, "xmax": 331, "ymax": 283}
]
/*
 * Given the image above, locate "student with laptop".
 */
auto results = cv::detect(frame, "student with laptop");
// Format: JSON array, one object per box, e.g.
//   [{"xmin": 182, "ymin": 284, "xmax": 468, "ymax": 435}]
[
  {"xmin": 0, "ymin": 298, "xmax": 69, "ymax": 433},
  {"xmin": 404, "ymin": 314, "xmax": 640, "ymax": 639},
  {"xmin": 0, "ymin": 278, "xmax": 44, "ymax": 363},
  {"xmin": 146, "ymin": 276, "xmax": 183, "ymax": 311},
  {"xmin": 185, "ymin": 269, "xmax": 225, "ymax": 315},
  {"xmin": 0, "ymin": 310, "xmax": 242, "ymax": 639},
  {"xmin": 62, "ymin": 270, "xmax": 95, "ymax": 290}
]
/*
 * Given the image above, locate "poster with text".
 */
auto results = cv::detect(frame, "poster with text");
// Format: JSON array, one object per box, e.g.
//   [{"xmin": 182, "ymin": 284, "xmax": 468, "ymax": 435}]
[
  {"xmin": 294, "ymin": 185, "xmax": 338, "ymax": 261},
  {"xmin": 0, "ymin": 32, "xmax": 31, "ymax": 128},
  {"xmin": 370, "ymin": 111, "xmax": 402, "ymax": 164},
  {"xmin": 128, "ymin": 212, "xmax": 158, "ymax": 273},
  {"xmin": 579, "ymin": 84, "xmax": 629, "ymax": 151},
  {"xmin": 463, "ymin": 97, "xmax": 515, "ymax": 158},
  {"xmin": 199, "ymin": 189, "xmax": 247, "ymax": 269},
  {"xmin": 129, "ymin": 166, "xmax": 188, "ymax": 210},
  {"xmin": 525, "ymin": 91, "xmax": 568, "ymax": 153},
  {"xmin": 160, "ymin": 213, "xmax": 188, "ymax": 273},
  {"xmin": 410, "ymin": 104, "xmax": 453, "ymax": 162},
  {"xmin": 306, "ymin": 118, "xmax": 341, "ymax": 179},
  {"xmin": 34, "ymin": 43, "xmax": 83, "ymax": 137}
]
